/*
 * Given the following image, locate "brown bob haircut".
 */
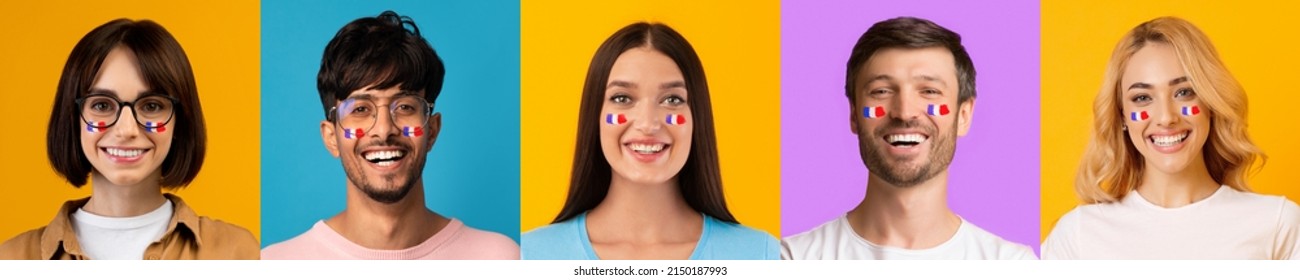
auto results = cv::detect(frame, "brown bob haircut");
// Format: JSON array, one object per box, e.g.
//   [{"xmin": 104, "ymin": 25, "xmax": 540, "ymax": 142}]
[
  {"xmin": 552, "ymin": 22, "xmax": 737, "ymax": 224},
  {"xmin": 316, "ymin": 10, "xmax": 444, "ymax": 118},
  {"xmin": 845, "ymin": 17, "xmax": 977, "ymax": 106},
  {"xmin": 47, "ymin": 18, "xmax": 206, "ymax": 188}
]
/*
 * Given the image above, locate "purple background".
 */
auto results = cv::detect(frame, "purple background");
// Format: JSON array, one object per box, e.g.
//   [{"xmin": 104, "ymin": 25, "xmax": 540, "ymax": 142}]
[{"xmin": 781, "ymin": 0, "xmax": 1041, "ymax": 255}]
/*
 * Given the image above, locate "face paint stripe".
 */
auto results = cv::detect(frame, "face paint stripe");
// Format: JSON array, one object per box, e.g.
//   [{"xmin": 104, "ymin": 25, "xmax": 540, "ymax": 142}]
[
  {"xmin": 1130, "ymin": 111, "xmax": 1149, "ymax": 122},
  {"xmin": 344, "ymin": 128, "xmax": 364, "ymax": 139},
  {"xmin": 401, "ymin": 126, "xmax": 424, "ymax": 137},
  {"xmin": 1182, "ymin": 105, "xmax": 1200, "ymax": 116},
  {"xmin": 863, "ymin": 106, "xmax": 885, "ymax": 119},
  {"xmin": 666, "ymin": 114, "xmax": 686, "ymax": 125},
  {"xmin": 86, "ymin": 121, "xmax": 106, "ymax": 133},
  {"xmin": 927, "ymin": 104, "xmax": 950, "ymax": 116},
  {"xmin": 605, "ymin": 113, "xmax": 626, "ymax": 125}
]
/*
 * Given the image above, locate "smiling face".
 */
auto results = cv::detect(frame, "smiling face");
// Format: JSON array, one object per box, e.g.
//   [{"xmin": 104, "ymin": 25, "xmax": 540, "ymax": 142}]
[
  {"xmin": 851, "ymin": 47, "xmax": 972, "ymax": 187},
  {"xmin": 599, "ymin": 47, "xmax": 692, "ymax": 185},
  {"xmin": 323, "ymin": 86, "xmax": 439, "ymax": 204},
  {"xmin": 1120, "ymin": 42, "xmax": 1211, "ymax": 176},
  {"xmin": 80, "ymin": 45, "xmax": 173, "ymax": 186}
]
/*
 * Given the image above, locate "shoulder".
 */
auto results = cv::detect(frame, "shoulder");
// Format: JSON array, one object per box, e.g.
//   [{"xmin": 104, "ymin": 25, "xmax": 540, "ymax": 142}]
[
  {"xmin": 448, "ymin": 222, "xmax": 519, "ymax": 259},
  {"xmin": 780, "ymin": 216, "xmax": 849, "ymax": 259},
  {"xmin": 521, "ymin": 218, "xmax": 587, "ymax": 260},
  {"xmin": 0, "ymin": 227, "xmax": 49, "ymax": 260},
  {"xmin": 260, "ymin": 223, "xmax": 323, "ymax": 260},
  {"xmin": 697, "ymin": 216, "xmax": 780, "ymax": 260},
  {"xmin": 782, "ymin": 217, "xmax": 844, "ymax": 248},
  {"xmin": 958, "ymin": 220, "xmax": 1037, "ymax": 260},
  {"xmin": 194, "ymin": 216, "xmax": 261, "ymax": 259}
]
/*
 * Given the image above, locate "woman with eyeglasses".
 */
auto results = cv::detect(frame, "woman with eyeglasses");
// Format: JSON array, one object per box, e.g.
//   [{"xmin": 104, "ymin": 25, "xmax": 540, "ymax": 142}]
[{"xmin": 0, "ymin": 18, "xmax": 258, "ymax": 259}]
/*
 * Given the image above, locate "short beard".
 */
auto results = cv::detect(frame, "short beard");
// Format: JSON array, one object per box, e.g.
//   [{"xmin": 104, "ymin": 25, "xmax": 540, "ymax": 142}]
[
  {"xmin": 859, "ymin": 116, "xmax": 957, "ymax": 187},
  {"xmin": 342, "ymin": 136, "xmax": 427, "ymax": 204}
]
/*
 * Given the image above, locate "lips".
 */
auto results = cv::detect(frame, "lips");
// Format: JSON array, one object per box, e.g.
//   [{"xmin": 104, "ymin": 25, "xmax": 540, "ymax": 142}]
[
  {"xmin": 1147, "ymin": 130, "xmax": 1190, "ymax": 153},
  {"xmin": 360, "ymin": 148, "xmax": 408, "ymax": 169},
  {"xmin": 101, "ymin": 147, "xmax": 149, "ymax": 163},
  {"xmin": 623, "ymin": 140, "xmax": 671, "ymax": 163},
  {"xmin": 884, "ymin": 133, "xmax": 928, "ymax": 147}
]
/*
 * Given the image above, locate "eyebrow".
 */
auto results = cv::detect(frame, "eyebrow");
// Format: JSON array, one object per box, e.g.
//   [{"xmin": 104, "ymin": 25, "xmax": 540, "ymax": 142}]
[
  {"xmin": 608, "ymin": 80, "xmax": 636, "ymax": 89},
  {"xmin": 660, "ymin": 81, "xmax": 685, "ymax": 90},
  {"xmin": 88, "ymin": 87, "xmax": 160, "ymax": 99},
  {"xmin": 1127, "ymin": 76, "xmax": 1189, "ymax": 91},
  {"xmin": 860, "ymin": 74, "xmax": 948, "ymax": 88}
]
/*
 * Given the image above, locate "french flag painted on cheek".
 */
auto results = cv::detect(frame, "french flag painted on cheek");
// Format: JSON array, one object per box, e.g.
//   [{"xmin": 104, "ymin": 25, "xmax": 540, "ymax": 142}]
[
  {"xmin": 927, "ymin": 104, "xmax": 950, "ymax": 116},
  {"xmin": 863, "ymin": 106, "xmax": 885, "ymax": 119},
  {"xmin": 402, "ymin": 126, "xmax": 423, "ymax": 137},
  {"xmin": 605, "ymin": 113, "xmax": 627, "ymax": 125},
  {"xmin": 144, "ymin": 122, "xmax": 166, "ymax": 133},
  {"xmin": 343, "ymin": 128, "xmax": 364, "ymax": 139},
  {"xmin": 86, "ymin": 121, "xmax": 107, "ymax": 133},
  {"xmin": 1130, "ymin": 111, "xmax": 1149, "ymax": 122},
  {"xmin": 1182, "ymin": 105, "xmax": 1200, "ymax": 116},
  {"xmin": 666, "ymin": 114, "xmax": 686, "ymax": 125}
]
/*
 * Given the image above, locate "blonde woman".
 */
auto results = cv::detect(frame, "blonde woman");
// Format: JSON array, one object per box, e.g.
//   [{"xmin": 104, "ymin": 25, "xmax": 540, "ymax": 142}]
[{"xmin": 1042, "ymin": 17, "xmax": 1300, "ymax": 259}]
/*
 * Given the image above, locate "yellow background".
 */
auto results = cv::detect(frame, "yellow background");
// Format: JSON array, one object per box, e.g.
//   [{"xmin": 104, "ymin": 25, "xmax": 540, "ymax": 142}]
[
  {"xmin": 0, "ymin": 1, "xmax": 261, "ymax": 241},
  {"xmin": 1042, "ymin": 0, "xmax": 1300, "ymax": 240},
  {"xmin": 520, "ymin": 0, "xmax": 782, "ymax": 237}
]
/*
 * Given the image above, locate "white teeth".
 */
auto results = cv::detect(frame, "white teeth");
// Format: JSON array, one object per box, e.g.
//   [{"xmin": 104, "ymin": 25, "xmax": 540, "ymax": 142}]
[
  {"xmin": 629, "ymin": 143, "xmax": 666, "ymax": 154},
  {"xmin": 886, "ymin": 134, "xmax": 927, "ymax": 144},
  {"xmin": 364, "ymin": 150, "xmax": 405, "ymax": 161},
  {"xmin": 106, "ymin": 148, "xmax": 143, "ymax": 158},
  {"xmin": 1151, "ymin": 132, "xmax": 1189, "ymax": 147}
]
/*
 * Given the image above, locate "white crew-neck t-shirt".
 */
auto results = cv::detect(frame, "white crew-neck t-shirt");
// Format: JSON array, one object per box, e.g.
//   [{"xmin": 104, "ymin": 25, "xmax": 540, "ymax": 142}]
[
  {"xmin": 70, "ymin": 200, "xmax": 173, "ymax": 260},
  {"xmin": 1043, "ymin": 185, "xmax": 1300, "ymax": 259},
  {"xmin": 781, "ymin": 215, "xmax": 1036, "ymax": 260}
]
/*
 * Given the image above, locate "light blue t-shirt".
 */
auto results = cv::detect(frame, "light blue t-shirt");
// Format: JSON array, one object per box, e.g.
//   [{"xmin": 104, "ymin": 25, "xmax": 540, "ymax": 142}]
[{"xmin": 522, "ymin": 212, "xmax": 780, "ymax": 260}]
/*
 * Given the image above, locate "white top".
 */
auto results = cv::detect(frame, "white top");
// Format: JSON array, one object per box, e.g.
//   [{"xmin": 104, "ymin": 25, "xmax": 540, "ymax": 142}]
[
  {"xmin": 781, "ymin": 215, "xmax": 1036, "ymax": 260},
  {"xmin": 1043, "ymin": 185, "xmax": 1300, "ymax": 259},
  {"xmin": 70, "ymin": 200, "xmax": 173, "ymax": 260}
]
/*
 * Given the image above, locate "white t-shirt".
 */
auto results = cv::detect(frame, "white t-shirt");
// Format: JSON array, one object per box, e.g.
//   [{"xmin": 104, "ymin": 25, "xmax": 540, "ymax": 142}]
[
  {"xmin": 1043, "ymin": 185, "xmax": 1300, "ymax": 259},
  {"xmin": 70, "ymin": 200, "xmax": 173, "ymax": 260},
  {"xmin": 781, "ymin": 215, "xmax": 1036, "ymax": 260}
]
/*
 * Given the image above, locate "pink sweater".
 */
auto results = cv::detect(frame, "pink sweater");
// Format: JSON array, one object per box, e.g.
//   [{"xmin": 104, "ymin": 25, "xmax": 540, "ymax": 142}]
[{"xmin": 261, "ymin": 219, "xmax": 519, "ymax": 260}]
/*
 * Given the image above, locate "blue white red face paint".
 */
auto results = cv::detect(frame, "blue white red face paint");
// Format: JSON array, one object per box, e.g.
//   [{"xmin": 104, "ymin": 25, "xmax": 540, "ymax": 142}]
[
  {"xmin": 343, "ymin": 128, "xmax": 364, "ymax": 139},
  {"xmin": 605, "ymin": 113, "xmax": 627, "ymax": 125},
  {"xmin": 927, "ymin": 104, "xmax": 950, "ymax": 116},
  {"xmin": 666, "ymin": 114, "xmax": 686, "ymax": 125},
  {"xmin": 401, "ymin": 126, "xmax": 423, "ymax": 137},
  {"xmin": 86, "ymin": 121, "xmax": 108, "ymax": 133},
  {"xmin": 1130, "ymin": 111, "xmax": 1149, "ymax": 122},
  {"xmin": 862, "ymin": 106, "xmax": 885, "ymax": 119},
  {"xmin": 1182, "ymin": 105, "xmax": 1200, "ymax": 116},
  {"xmin": 144, "ymin": 122, "xmax": 166, "ymax": 133}
]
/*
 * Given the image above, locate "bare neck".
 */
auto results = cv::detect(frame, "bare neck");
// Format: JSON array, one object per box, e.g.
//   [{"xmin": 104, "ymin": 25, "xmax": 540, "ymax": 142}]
[
  {"xmin": 846, "ymin": 170, "xmax": 960, "ymax": 249},
  {"xmin": 326, "ymin": 180, "xmax": 448, "ymax": 250},
  {"xmin": 586, "ymin": 175, "xmax": 701, "ymax": 244},
  {"xmin": 83, "ymin": 171, "xmax": 168, "ymax": 217},
  {"xmin": 1135, "ymin": 157, "xmax": 1221, "ymax": 208}
]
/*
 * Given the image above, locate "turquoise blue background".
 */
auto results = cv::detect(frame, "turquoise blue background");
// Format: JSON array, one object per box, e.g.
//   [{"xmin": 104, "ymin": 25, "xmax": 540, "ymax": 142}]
[{"xmin": 260, "ymin": 0, "xmax": 521, "ymax": 246}]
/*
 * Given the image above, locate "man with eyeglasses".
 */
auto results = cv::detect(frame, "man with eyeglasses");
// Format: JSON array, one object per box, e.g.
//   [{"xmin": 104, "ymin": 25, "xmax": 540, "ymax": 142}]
[{"xmin": 260, "ymin": 10, "xmax": 519, "ymax": 260}]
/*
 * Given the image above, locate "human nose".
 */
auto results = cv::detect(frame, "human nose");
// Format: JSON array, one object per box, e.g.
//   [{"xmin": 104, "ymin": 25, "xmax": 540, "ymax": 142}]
[
  {"xmin": 1150, "ymin": 97, "xmax": 1180, "ymax": 127},
  {"xmin": 369, "ymin": 105, "xmax": 398, "ymax": 137},
  {"xmin": 629, "ymin": 102, "xmax": 663, "ymax": 134},
  {"xmin": 890, "ymin": 88, "xmax": 924, "ymax": 120},
  {"xmin": 112, "ymin": 107, "xmax": 143, "ymax": 138}
]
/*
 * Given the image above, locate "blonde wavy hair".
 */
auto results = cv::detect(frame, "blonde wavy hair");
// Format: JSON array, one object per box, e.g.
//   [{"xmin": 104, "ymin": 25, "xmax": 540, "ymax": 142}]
[{"xmin": 1075, "ymin": 17, "xmax": 1265, "ymax": 204}]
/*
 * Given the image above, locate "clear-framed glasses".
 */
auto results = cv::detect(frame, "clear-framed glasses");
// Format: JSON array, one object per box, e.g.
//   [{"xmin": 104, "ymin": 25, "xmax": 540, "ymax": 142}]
[
  {"xmin": 328, "ymin": 95, "xmax": 432, "ymax": 135},
  {"xmin": 75, "ymin": 93, "xmax": 178, "ymax": 131}
]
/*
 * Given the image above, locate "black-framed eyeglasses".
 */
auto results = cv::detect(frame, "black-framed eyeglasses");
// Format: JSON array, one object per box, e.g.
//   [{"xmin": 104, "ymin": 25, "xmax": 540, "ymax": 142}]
[
  {"xmin": 75, "ymin": 93, "xmax": 178, "ymax": 131},
  {"xmin": 327, "ymin": 95, "xmax": 433, "ymax": 134}
]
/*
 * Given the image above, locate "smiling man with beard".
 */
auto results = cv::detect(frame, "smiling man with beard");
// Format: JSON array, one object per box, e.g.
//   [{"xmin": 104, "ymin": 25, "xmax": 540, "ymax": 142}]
[
  {"xmin": 781, "ymin": 17, "xmax": 1033, "ymax": 260},
  {"xmin": 261, "ymin": 11, "xmax": 519, "ymax": 260}
]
